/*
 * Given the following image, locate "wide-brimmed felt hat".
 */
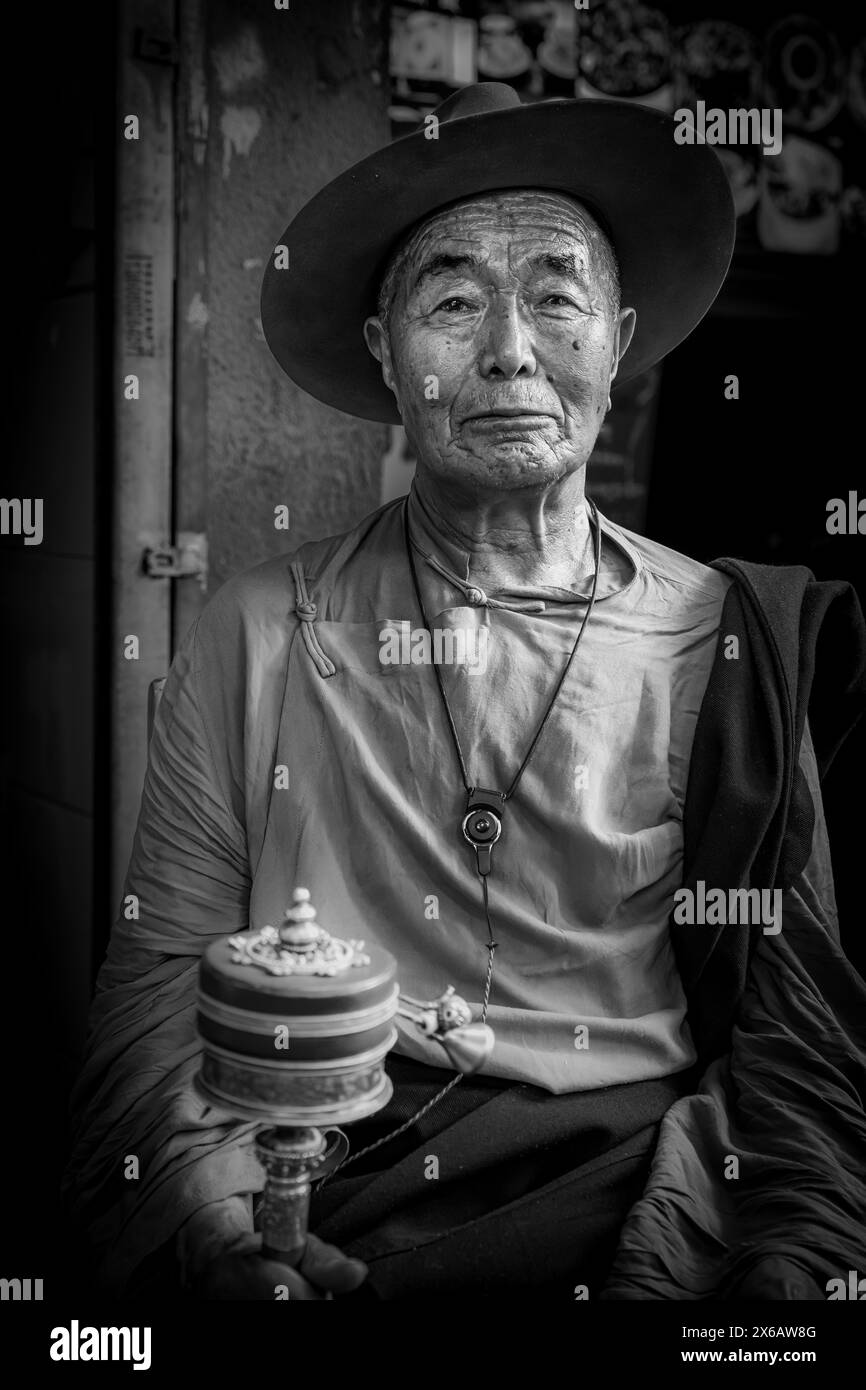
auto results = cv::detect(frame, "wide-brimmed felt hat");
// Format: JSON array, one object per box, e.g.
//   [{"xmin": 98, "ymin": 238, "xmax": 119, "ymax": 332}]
[{"xmin": 261, "ymin": 82, "xmax": 735, "ymax": 424}]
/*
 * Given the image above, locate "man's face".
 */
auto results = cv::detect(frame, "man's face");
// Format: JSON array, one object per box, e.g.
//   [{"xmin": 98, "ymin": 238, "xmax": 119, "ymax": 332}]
[{"xmin": 364, "ymin": 190, "xmax": 635, "ymax": 496}]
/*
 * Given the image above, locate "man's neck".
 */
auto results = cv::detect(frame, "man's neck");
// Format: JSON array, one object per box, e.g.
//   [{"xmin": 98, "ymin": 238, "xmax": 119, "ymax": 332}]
[{"xmin": 411, "ymin": 467, "xmax": 597, "ymax": 595}]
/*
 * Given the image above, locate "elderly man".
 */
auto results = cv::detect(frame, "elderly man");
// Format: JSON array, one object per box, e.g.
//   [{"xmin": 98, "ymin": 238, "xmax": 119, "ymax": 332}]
[{"xmin": 65, "ymin": 84, "xmax": 866, "ymax": 1301}]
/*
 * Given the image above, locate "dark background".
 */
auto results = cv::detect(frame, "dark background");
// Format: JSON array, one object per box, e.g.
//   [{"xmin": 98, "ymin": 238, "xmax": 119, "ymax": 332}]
[{"xmin": 1, "ymin": 2, "xmax": 113, "ymax": 1284}]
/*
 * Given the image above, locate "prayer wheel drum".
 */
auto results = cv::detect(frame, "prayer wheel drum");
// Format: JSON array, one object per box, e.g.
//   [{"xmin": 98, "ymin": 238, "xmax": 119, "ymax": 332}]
[
  {"xmin": 194, "ymin": 887, "xmax": 494, "ymax": 1266},
  {"xmin": 196, "ymin": 900, "xmax": 398, "ymax": 1128}
]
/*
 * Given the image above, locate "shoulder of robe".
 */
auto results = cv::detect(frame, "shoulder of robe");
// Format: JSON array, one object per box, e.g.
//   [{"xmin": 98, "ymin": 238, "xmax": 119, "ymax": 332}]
[
  {"xmin": 193, "ymin": 534, "xmax": 351, "ymax": 648},
  {"xmin": 191, "ymin": 500, "xmax": 403, "ymax": 659},
  {"xmin": 196, "ymin": 553, "xmax": 299, "ymax": 641},
  {"xmin": 606, "ymin": 517, "xmax": 732, "ymax": 603}
]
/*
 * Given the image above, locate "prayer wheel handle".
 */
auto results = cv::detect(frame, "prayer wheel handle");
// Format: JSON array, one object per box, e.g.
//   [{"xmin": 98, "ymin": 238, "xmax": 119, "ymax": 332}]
[
  {"xmin": 256, "ymin": 988, "xmax": 494, "ymax": 1267},
  {"xmin": 256, "ymin": 1126, "xmax": 349, "ymax": 1267}
]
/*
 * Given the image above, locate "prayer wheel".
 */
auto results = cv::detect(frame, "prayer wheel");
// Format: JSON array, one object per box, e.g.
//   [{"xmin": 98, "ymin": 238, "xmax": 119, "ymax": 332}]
[{"xmin": 195, "ymin": 887, "xmax": 494, "ymax": 1266}]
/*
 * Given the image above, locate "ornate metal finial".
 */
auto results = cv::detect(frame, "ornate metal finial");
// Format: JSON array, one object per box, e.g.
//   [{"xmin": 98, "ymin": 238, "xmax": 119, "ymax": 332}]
[
  {"xmin": 228, "ymin": 888, "xmax": 371, "ymax": 977},
  {"xmin": 279, "ymin": 887, "xmax": 321, "ymax": 946}
]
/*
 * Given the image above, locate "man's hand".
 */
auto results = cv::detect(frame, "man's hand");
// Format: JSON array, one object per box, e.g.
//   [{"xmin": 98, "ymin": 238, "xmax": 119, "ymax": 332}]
[
  {"xmin": 195, "ymin": 1231, "xmax": 369, "ymax": 1300},
  {"xmin": 730, "ymin": 1255, "xmax": 823, "ymax": 1301}
]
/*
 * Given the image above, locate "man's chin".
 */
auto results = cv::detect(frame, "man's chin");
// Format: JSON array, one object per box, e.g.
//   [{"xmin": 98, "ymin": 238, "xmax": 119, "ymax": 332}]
[
  {"xmin": 464, "ymin": 443, "xmax": 570, "ymax": 489},
  {"xmin": 414, "ymin": 439, "xmax": 587, "ymax": 494}
]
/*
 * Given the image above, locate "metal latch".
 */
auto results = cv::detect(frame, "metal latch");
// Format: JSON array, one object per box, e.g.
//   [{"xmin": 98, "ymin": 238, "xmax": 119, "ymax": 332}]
[
  {"xmin": 133, "ymin": 27, "xmax": 180, "ymax": 65},
  {"xmin": 143, "ymin": 532, "xmax": 208, "ymax": 590}
]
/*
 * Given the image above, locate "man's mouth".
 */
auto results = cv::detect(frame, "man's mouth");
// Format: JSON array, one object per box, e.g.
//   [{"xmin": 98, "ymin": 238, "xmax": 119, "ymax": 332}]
[
  {"xmin": 466, "ymin": 406, "xmax": 552, "ymax": 419},
  {"xmin": 463, "ymin": 407, "xmax": 556, "ymax": 428}
]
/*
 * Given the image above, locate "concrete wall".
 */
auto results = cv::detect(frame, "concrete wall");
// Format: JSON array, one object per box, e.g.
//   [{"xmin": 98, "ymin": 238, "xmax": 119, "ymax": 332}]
[{"xmin": 199, "ymin": 0, "xmax": 391, "ymax": 592}]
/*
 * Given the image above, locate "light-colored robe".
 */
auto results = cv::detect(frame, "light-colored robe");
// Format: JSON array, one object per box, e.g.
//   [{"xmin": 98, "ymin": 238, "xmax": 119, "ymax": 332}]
[{"xmin": 65, "ymin": 492, "xmax": 861, "ymax": 1296}]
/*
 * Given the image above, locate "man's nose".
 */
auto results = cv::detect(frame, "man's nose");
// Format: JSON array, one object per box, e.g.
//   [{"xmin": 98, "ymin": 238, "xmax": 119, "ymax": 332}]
[{"xmin": 478, "ymin": 299, "xmax": 537, "ymax": 379}]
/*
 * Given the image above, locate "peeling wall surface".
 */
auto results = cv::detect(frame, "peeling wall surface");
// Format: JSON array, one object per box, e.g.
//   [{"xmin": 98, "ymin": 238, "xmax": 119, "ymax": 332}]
[{"xmin": 202, "ymin": 0, "xmax": 390, "ymax": 591}]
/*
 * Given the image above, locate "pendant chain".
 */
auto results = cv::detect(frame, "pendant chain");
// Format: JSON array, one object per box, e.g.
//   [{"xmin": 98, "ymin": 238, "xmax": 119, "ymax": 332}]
[
  {"xmin": 402, "ymin": 492, "xmax": 603, "ymax": 804},
  {"xmin": 317, "ymin": 494, "xmax": 603, "ymax": 1187}
]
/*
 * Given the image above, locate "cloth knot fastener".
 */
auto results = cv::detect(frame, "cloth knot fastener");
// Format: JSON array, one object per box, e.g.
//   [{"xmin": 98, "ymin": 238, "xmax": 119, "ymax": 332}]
[{"xmin": 289, "ymin": 559, "xmax": 336, "ymax": 678}]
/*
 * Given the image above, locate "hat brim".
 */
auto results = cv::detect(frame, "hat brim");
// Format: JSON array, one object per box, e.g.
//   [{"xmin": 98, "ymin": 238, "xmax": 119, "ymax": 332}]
[{"xmin": 261, "ymin": 99, "xmax": 735, "ymax": 424}]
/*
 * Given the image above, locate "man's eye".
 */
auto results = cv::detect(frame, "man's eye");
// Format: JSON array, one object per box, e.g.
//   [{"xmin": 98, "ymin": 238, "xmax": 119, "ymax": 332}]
[
  {"xmin": 433, "ymin": 297, "xmax": 475, "ymax": 313},
  {"xmin": 541, "ymin": 294, "xmax": 578, "ymax": 308}
]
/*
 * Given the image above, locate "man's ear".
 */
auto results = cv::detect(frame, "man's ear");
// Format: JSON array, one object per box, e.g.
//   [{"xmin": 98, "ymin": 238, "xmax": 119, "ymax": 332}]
[
  {"xmin": 609, "ymin": 307, "xmax": 637, "ymax": 385},
  {"xmin": 363, "ymin": 316, "xmax": 400, "ymax": 405}
]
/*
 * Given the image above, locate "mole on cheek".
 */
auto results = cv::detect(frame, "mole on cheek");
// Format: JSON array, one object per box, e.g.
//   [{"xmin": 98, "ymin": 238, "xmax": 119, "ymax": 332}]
[{"xmin": 572, "ymin": 341, "xmax": 580, "ymax": 351}]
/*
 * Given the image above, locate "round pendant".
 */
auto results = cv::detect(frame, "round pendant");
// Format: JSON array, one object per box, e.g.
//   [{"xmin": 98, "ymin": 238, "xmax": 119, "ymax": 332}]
[{"xmin": 462, "ymin": 807, "xmax": 503, "ymax": 849}]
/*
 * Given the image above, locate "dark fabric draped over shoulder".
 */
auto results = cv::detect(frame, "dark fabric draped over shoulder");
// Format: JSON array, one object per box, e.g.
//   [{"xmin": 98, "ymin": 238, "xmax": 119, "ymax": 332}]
[
  {"xmin": 672, "ymin": 561, "xmax": 866, "ymax": 1067},
  {"xmin": 602, "ymin": 563, "xmax": 866, "ymax": 1301}
]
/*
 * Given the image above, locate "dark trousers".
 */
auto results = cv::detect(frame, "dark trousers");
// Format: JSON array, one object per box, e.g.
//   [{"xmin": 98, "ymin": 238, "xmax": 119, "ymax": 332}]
[{"xmin": 310, "ymin": 1055, "xmax": 698, "ymax": 1300}]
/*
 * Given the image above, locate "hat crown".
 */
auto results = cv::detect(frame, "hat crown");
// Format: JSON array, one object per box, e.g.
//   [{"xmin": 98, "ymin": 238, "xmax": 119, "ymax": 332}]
[
  {"xmin": 261, "ymin": 88, "xmax": 736, "ymax": 423},
  {"xmin": 432, "ymin": 82, "xmax": 522, "ymax": 126}
]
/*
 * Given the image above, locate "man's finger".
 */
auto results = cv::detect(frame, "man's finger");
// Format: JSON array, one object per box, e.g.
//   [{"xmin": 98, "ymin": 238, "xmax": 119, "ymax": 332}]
[
  {"xmin": 298, "ymin": 1233, "xmax": 368, "ymax": 1293},
  {"xmin": 735, "ymin": 1257, "xmax": 823, "ymax": 1301}
]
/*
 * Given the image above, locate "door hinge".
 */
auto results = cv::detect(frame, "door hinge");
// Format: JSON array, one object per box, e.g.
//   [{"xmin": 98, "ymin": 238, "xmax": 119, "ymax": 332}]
[
  {"xmin": 133, "ymin": 27, "xmax": 180, "ymax": 66},
  {"xmin": 143, "ymin": 532, "xmax": 208, "ymax": 590}
]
